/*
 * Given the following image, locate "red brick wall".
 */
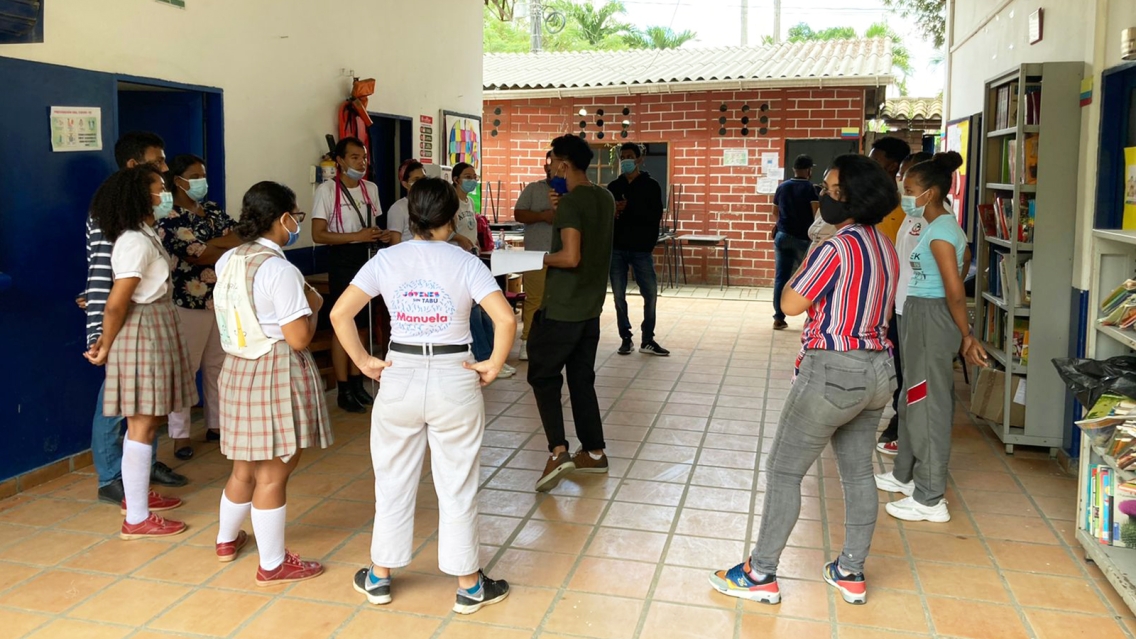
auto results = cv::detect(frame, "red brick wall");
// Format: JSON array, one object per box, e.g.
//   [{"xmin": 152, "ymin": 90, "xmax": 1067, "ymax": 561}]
[{"xmin": 483, "ymin": 87, "xmax": 867, "ymax": 287}]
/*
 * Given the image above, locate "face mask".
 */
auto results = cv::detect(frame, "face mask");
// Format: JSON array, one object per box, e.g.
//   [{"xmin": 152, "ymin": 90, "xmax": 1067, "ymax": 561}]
[
  {"xmin": 550, "ymin": 161, "xmax": 570, "ymax": 195},
  {"xmin": 818, "ymin": 194, "xmax": 847, "ymax": 225},
  {"xmin": 620, "ymin": 159, "xmax": 637, "ymax": 175},
  {"xmin": 283, "ymin": 213, "xmax": 301, "ymax": 247},
  {"xmin": 901, "ymin": 190, "xmax": 929, "ymax": 218},
  {"xmin": 153, "ymin": 191, "xmax": 174, "ymax": 220},
  {"xmin": 461, "ymin": 179, "xmax": 478, "ymax": 194},
  {"xmin": 181, "ymin": 177, "xmax": 208, "ymax": 202},
  {"xmin": 345, "ymin": 167, "xmax": 365, "ymax": 181}
]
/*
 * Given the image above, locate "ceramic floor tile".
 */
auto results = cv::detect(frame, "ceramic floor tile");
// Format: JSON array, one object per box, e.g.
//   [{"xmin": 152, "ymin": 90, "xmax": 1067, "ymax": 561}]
[
  {"xmin": 740, "ymin": 615, "xmax": 832, "ymax": 639},
  {"xmin": 925, "ymin": 597, "xmax": 1031, "ymax": 639},
  {"xmin": 835, "ymin": 589, "xmax": 931, "ymax": 634},
  {"xmin": 68, "ymin": 578, "xmax": 191, "ymax": 626},
  {"xmin": 0, "ymin": 569, "xmax": 115, "ymax": 614},
  {"xmin": 915, "ymin": 563, "xmax": 1010, "ymax": 602},
  {"xmin": 1024, "ymin": 609, "xmax": 1133, "ymax": 639},
  {"xmin": 568, "ymin": 556, "xmax": 658, "ymax": 598},
  {"xmin": 1002, "ymin": 572, "xmax": 1111, "ymax": 615},
  {"xmin": 23, "ymin": 619, "xmax": 132, "ymax": 639},
  {"xmin": 232, "ymin": 599, "xmax": 354, "ymax": 639},
  {"xmin": 545, "ymin": 591, "xmax": 644, "ymax": 639},
  {"xmin": 0, "ymin": 610, "xmax": 51, "ymax": 639},
  {"xmin": 640, "ymin": 601, "xmax": 737, "ymax": 639},
  {"xmin": 587, "ymin": 527, "xmax": 669, "ymax": 563}
]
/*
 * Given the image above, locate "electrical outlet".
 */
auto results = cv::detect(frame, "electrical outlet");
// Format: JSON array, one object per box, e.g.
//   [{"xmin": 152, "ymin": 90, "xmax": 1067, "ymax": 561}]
[{"xmin": 309, "ymin": 165, "xmax": 317, "ymax": 184}]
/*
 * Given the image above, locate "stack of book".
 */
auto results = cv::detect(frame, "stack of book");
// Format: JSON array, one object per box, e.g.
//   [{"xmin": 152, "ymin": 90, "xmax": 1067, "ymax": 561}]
[
  {"xmin": 977, "ymin": 197, "xmax": 1035, "ymax": 243},
  {"xmin": 988, "ymin": 252, "xmax": 1032, "ymax": 306},
  {"xmin": 994, "ymin": 81, "xmax": 1019, "ymax": 130},
  {"xmin": 982, "ymin": 309, "xmax": 1029, "ymax": 363},
  {"xmin": 997, "ymin": 134, "xmax": 1039, "ymax": 184},
  {"xmin": 1080, "ymin": 394, "xmax": 1136, "ymax": 547},
  {"xmin": 1099, "ymin": 279, "xmax": 1136, "ymax": 330}
]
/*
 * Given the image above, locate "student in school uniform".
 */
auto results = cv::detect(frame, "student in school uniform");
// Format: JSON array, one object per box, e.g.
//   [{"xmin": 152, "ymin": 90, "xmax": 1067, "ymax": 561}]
[
  {"xmin": 331, "ymin": 177, "xmax": 515, "ymax": 615},
  {"xmin": 710, "ymin": 154, "xmax": 900, "ymax": 607},
  {"xmin": 158, "ymin": 154, "xmax": 243, "ymax": 459},
  {"xmin": 875, "ymin": 153, "xmax": 987, "ymax": 524},
  {"xmin": 385, "ymin": 159, "xmax": 425, "ymax": 244},
  {"xmin": 85, "ymin": 164, "xmax": 197, "ymax": 539},
  {"xmin": 312, "ymin": 136, "xmax": 399, "ymax": 413},
  {"xmin": 212, "ymin": 181, "xmax": 333, "ymax": 585}
]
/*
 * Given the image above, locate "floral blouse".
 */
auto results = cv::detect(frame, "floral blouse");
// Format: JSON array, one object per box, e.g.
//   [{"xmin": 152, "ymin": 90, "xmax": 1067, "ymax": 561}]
[{"xmin": 156, "ymin": 202, "xmax": 236, "ymax": 310}]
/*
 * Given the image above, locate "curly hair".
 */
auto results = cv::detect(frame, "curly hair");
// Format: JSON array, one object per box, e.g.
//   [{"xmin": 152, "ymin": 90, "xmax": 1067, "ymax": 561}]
[
  {"xmin": 904, "ymin": 152, "xmax": 964, "ymax": 204},
  {"xmin": 828, "ymin": 154, "xmax": 901, "ymax": 226},
  {"xmin": 90, "ymin": 165, "xmax": 164, "ymax": 242},
  {"xmin": 235, "ymin": 181, "xmax": 297, "ymax": 241}
]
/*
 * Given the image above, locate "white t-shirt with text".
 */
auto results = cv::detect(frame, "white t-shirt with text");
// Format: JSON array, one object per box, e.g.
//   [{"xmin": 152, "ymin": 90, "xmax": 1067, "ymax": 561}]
[
  {"xmin": 351, "ymin": 240, "xmax": 499, "ymax": 345},
  {"xmin": 312, "ymin": 178, "xmax": 381, "ymax": 235}
]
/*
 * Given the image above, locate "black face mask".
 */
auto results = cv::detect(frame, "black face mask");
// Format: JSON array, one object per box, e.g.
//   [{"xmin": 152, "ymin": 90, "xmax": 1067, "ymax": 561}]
[{"xmin": 819, "ymin": 194, "xmax": 848, "ymax": 225}]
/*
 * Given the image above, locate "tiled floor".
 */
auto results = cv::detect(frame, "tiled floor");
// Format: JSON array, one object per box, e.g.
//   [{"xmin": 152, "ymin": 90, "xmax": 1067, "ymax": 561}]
[{"xmin": 1, "ymin": 295, "xmax": 1132, "ymax": 639}]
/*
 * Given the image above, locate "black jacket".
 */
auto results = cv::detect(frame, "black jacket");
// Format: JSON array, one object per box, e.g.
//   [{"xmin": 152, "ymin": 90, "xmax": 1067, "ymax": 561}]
[{"xmin": 607, "ymin": 171, "xmax": 664, "ymax": 253}]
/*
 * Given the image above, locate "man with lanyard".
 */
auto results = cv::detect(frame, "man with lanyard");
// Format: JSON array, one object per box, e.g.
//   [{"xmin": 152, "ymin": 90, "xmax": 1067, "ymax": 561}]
[{"xmin": 312, "ymin": 136, "xmax": 396, "ymax": 413}]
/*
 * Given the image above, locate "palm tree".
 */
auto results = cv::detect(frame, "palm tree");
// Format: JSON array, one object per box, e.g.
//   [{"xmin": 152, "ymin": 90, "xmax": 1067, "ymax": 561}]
[
  {"xmin": 625, "ymin": 26, "xmax": 697, "ymax": 49},
  {"xmin": 550, "ymin": 0, "xmax": 633, "ymax": 48},
  {"xmin": 864, "ymin": 22, "xmax": 913, "ymax": 95}
]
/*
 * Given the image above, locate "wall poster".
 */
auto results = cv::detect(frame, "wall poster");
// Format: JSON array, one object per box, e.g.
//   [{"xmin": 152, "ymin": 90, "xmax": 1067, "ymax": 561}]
[
  {"xmin": 442, "ymin": 110, "xmax": 482, "ymax": 212},
  {"xmin": 944, "ymin": 114, "xmax": 980, "ymax": 239},
  {"xmin": 50, "ymin": 106, "xmax": 102, "ymax": 152}
]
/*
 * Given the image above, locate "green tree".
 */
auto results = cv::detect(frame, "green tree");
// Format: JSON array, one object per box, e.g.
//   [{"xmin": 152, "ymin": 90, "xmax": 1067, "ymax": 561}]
[
  {"xmin": 786, "ymin": 23, "xmax": 856, "ymax": 41},
  {"xmin": 881, "ymin": 0, "xmax": 946, "ymax": 48},
  {"xmin": 624, "ymin": 26, "xmax": 697, "ymax": 50},
  {"xmin": 549, "ymin": 0, "xmax": 634, "ymax": 48},
  {"xmin": 484, "ymin": 5, "xmax": 532, "ymax": 53}
]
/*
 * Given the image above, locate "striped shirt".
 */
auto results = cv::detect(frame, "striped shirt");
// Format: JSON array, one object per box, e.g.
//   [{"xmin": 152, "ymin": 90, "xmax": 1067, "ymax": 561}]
[
  {"xmin": 84, "ymin": 217, "xmax": 114, "ymax": 347},
  {"xmin": 791, "ymin": 224, "xmax": 898, "ymax": 370}
]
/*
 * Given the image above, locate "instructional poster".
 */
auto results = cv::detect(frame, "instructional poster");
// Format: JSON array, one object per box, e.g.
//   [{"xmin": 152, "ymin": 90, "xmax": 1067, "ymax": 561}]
[
  {"xmin": 50, "ymin": 106, "xmax": 102, "ymax": 152},
  {"xmin": 1125, "ymin": 147, "xmax": 1136, "ymax": 230}
]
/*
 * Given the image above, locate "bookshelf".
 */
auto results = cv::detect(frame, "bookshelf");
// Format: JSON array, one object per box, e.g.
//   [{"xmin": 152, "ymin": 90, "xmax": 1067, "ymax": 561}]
[
  {"xmin": 972, "ymin": 62, "xmax": 1083, "ymax": 454},
  {"xmin": 1078, "ymin": 229, "xmax": 1136, "ymax": 616}
]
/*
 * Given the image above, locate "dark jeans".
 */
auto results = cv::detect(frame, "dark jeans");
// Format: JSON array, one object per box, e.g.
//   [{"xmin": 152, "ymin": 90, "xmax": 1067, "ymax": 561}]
[
  {"xmin": 526, "ymin": 311, "xmax": 605, "ymax": 452},
  {"xmin": 880, "ymin": 313, "xmax": 903, "ymax": 442},
  {"xmin": 609, "ymin": 250, "xmax": 657, "ymax": 342},
  {"xmin": 92, "ymin": 380, "xmax": 156, "ymax": 487},
  {"xmin": 772, "ymin": 232, "xmax": 811, "ymax": 321}
]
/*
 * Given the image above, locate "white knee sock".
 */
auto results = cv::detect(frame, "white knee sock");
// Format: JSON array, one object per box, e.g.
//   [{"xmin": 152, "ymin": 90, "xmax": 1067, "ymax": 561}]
[
  {"xmin": 251, "ymin": 504, "xmax": 287, "ymax": 571},
  {"xmin": 122, "ymin": 439, "xmax": 152, "ymax": 525},
  {"xmin": 217, "ymin": 492, "xmax": 251, "ymax": 544}
]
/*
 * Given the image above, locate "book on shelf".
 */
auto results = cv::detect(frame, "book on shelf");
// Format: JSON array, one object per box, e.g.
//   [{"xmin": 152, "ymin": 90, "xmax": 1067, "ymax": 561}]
[
  {"xmin": 1023, "ymin": 133, "xmax": 1039, "ymax": 185},
  {"xmin": 1024, "ymin": 86, "xmax": 1042, "ymax": 125},
  {"xmin": 1113, "ymin": 486, "xmax": 1136, "ymax": 548},
  {"xmin": 978, "ymin": 204, "xmax": 999, "ymax": 239},
  {"xmin": 1008, "ymin": 80, "xmax": 1019, "ymax": 128},
  {"xmin": 1076, "ymin": 394, "xmax": 1136, "ymax": 427},
  {"xmin": 1099, "ymin": 280, "xmax": 1136, "ymax": 328},
  {"xmin": 1006, "ymin": 138, "xmax": 1018, "ymax": 184},
  {"xmin": 1012, "ymin": 318, "xmax": 1030, "ymax": 365},
  {"xmin": 984, "ymin": 299, "xmax": 1005, "ymax": 350}
]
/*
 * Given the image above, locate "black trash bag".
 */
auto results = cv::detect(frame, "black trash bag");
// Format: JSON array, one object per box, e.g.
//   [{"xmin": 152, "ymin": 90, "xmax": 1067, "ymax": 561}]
[{"xmin": 1052, "ymin": 356, "xmax": 1136, "ymax": 408}]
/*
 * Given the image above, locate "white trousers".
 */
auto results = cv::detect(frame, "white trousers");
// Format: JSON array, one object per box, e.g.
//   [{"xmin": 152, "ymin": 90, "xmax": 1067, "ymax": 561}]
[
  {"xmin": 370, "ymin": 350, "xmax": 485, "ymax": 576},
  {"xmin": 168, "ymin": 306, "xmax": 224, "ymax": 439}
]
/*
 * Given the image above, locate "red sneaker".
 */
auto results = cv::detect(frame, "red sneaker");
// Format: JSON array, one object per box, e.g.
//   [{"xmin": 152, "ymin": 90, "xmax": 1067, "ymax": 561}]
[
  {"xmin": 256, "ymin": 550, "xmax": 323, "ymax": 586},
  {"xmin": 216, "ymin": 530, "xmax": 249, "ymax": 563},
  {"xmin": 120, "ymin": 513, "xmax": 187, "ymax": 540},
  {"xmin": 876, "ymin": 440, "xmax": 898, "ymax": 456},
  {"xmin": 120, "ymin": 491, "xmax": 183, "ymax": 515}
]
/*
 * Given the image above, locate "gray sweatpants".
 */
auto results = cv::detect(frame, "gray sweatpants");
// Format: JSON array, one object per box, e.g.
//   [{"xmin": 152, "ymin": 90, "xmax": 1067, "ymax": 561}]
[
  {"xmin": 751, "ymin": 349, "xmax": 895, "ymax": 575},
  {"xmin": 892, "ymin": 296, "xmax": 961, "ymax": 506}
]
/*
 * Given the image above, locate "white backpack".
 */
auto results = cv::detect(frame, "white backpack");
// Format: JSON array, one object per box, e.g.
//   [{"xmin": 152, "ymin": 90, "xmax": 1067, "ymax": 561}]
[{"xmin": 214, "ymin": 250, "xmax": 279, "ymax": 359}]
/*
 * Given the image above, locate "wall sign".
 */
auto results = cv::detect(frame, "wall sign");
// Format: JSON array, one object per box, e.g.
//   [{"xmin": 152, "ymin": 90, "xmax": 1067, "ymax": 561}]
[
  {"xmin": 722, "ymin": 149, "xmax": 748, "ymax": 167},
  {"xmin": 1029, "ymin": 9, "xmax": 1043, "ymax": 45},
  {"xmin": 419, "ymin": 114, "xmax": 434, "ymax": 164},
  {"xmin": 50, "ymin": 106, "xmax": 102, "ymax": 152}
]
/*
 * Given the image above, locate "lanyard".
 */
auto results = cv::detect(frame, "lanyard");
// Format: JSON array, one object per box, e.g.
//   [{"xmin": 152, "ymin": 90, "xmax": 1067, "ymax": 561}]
[{"xmin": 333, "ymin": 177, "xmax": 374, "ymax": 232}]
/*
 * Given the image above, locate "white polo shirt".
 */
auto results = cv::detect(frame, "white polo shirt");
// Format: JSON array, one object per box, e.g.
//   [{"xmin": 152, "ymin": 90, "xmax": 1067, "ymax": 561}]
[
  {"xmin": 215, "ymin": 238, "xmax": 312, "ymax": 340},
  {"xmin": 111, "ymin": 223, "xmax": 171, "ymax": 304}
]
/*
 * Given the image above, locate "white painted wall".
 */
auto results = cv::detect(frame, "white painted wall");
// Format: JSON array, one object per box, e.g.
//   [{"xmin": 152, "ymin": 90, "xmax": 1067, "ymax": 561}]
[
  {"xmin": 947, "ymin": 0, "xmax": 1136, "ymax": 289},
  {"xmin": 0, "ymin": 0, "xmax": 483, "ymax": 248}
]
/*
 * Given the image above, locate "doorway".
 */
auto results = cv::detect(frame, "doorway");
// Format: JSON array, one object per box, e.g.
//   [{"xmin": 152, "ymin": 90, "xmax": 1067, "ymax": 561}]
[
  {"xmin": 368, "ymin": 112, "xmax": 413, "ymax": 225},
  {"xmin": 783, "ymin": 139, "xmax": 860, "ymax": 185},
  {"xmin": 117, "ymin": 80, "xmax": 226, "ymax": 207}
]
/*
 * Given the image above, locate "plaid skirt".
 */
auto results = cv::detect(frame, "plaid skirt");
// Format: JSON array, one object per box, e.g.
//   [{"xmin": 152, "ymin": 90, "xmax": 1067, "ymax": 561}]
[
  {"xmin": 104, "ymin": 297, "xmax": 198, "ymax": 417},
  {"xmin": 218, "ymin": 340, "xmax": 333, "ymax": 462}
]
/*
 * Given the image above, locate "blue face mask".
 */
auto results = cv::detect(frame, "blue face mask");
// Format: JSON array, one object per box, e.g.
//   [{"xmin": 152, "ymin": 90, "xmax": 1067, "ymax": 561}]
[
  {"xmin": 153, "ymin": 191, "xmax": 174, "ymax": 220},
  {"xmin": 461, "ymin": 179, "xmax": 478, "ymax": 194},
  {"xmin": 550, "ymin": 161, "xmax": 570, "ymax": 195},
  {"xmin": 901, "ymin": 190, "xmax": 929, "ymax": 218},
  {"xmin": 345, "ymin": 167, "xmax": 365, "ymax": 181},
  {"xmin": 620, "ymin": 159, "xmax": 637, "ymax": 175},
  {"xmin": 284, "ymin": 214, "xmax": 301, "ymax": 247},
  {"xmin": 181, "ymin": 177, "xmax": 208, "ymax": 202}
]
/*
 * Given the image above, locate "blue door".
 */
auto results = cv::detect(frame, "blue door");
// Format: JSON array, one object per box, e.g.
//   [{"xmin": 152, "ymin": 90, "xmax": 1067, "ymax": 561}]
[{"xmin": 0, "ymin": 56, "xmax": 119, "ymax": 481}]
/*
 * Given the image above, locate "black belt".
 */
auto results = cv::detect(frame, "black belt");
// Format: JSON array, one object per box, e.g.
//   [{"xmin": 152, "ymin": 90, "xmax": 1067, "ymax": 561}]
[{"xmin": 389, "ymin": 342, "xmax": 470, "ymax": 356}]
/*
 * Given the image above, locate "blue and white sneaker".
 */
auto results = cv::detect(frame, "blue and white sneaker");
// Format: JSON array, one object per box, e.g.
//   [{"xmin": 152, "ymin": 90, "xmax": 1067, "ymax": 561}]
[
  {"xmin": 708, "ymin": 560, "xmax": 781, "ymax": 605},
  {"xmin": 454, "ymin": 571, "xmax": 510, "ymax": 615},
  {"xmin": 353, "ymin": 566, "xmax": 392, "ymax": 605},
  {"xmin": 823, "ymin": 560, "xmax": 867, "ymax": 605}
]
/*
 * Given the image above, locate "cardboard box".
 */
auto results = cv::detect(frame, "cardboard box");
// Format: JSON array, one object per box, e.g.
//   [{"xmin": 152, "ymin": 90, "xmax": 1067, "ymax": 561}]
[{"xmin": 970, "ymin": 367, "xmax": 1026, "ymax": 427}]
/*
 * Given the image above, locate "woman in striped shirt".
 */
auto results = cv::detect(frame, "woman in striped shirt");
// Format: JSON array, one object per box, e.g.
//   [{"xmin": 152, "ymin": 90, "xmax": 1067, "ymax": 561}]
[{"xmin": 711, "ymin": 154, "xmax": 900, "ymax": 607}]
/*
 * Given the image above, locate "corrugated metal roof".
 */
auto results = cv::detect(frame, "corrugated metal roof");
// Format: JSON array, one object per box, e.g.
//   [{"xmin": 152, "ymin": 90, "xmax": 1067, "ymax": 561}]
[
  {"xmin": 484, "ymin": 38, "xmax": 893, "ymax": 95},
  {"xmin": 881, "ymin": 97, "xmax": 943, "ymax": 120}
]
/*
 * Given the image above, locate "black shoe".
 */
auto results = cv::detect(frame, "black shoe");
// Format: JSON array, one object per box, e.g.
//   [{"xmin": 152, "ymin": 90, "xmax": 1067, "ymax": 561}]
[
  {"xmin": 617, "ymin": 337, "xmax": 634, "ymax": 355},
  {"xmin": 639, "ymin": 340, "xmax": 670, "ymax": 357},
  {"xmin": 97, "ymin": 479, "xmax": 125, "ymax": 505},
  {"xmin": 205, "ymin": 429, "xmax": 221, "ymax": 443},
  {"xmin": 878, "ymin": 414, "xmax": 899, "ymax": 444},
  {"xmin": 174, "ymin": 446, "xmax": 194, "ymax": 461},
  {"xmin": 338, "ymin": 388, "xmax": 367, "ymax": 414},
  {"xmin": 351, "ymin": 376, "xmax": 375, "ymax": 406},
  {"xmin": 150, "ymin": 461, "xmax": 189, "ymax": 487},
  {"xmin": 453, "ymin": 571, "xmax": 510, "ymax": 615},
  {"xmin": 353, "ymin": 567, "xmax": 392, "ymax": 605},
  {"xmin": 773, "ymin": 319, "xmax": 789, "ymax": 330}
]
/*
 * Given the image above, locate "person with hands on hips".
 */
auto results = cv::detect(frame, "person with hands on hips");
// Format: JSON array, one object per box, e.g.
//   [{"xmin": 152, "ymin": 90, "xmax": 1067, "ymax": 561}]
[
  {"xmin": 330, "ymin": 177, "xmax": 515, "ymax": 615},
  {"xmin": 311, "ymin": 136, "xmax": 391, "ymax": 414},
  {"xmin": 86, "ymin": 164, "xmax": 197, "ymax": 540},
  {"xmin": 876, "ymin": 152, "xmax": 987, "ymax": 525}
]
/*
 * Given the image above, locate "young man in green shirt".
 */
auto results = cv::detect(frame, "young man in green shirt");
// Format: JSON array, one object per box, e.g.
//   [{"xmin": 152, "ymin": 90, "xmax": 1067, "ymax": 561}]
[{"xmin": 528, "ymin": 134, "xmax": 615, "ymax": 493}]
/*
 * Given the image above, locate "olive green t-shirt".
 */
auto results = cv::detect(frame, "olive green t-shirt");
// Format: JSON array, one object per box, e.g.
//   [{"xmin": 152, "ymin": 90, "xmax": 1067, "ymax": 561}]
[{"xmin": 542, "ymin": 184, "xmax": 615, "ymax": 322}]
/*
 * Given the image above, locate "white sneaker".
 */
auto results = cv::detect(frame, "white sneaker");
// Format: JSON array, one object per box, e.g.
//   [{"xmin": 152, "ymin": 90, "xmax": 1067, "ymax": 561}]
[
  {"xmin": 885, "ymin": 496, "xmax": 951, "ymax": 523},
  {"xmin": 874, "ymin": 472, "xmax": 914, "ymax": 497},
  {"xmin": 497, "ymin": 363, "xmax": 516, "ymax": 379},
  {"xmin": 519, "ymin": 341, "xmax": 528, "ymax": 361}
]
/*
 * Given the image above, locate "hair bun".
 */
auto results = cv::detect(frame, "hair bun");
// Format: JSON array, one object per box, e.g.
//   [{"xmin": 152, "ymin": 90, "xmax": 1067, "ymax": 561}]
[{"xmin": 931, "ymin": 151, "xmax": 964, "ymax": 173}]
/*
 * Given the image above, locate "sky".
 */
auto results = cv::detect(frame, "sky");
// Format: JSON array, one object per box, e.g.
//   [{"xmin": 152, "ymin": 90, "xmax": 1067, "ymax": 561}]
[{"xmin": 613, "ymin": 0, "xmax": 945, "ymax": 97}]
